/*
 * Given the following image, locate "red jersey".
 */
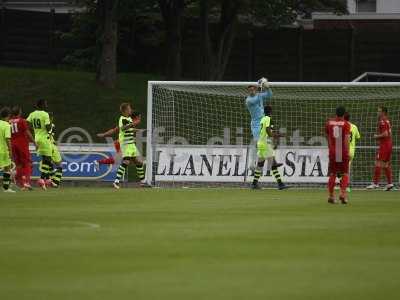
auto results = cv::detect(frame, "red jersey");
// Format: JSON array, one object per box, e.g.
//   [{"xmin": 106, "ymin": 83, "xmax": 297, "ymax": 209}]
[
  {"xmin": 10, "ymin": 117, "xmax": 30, "ymax": 146},
  {"xmin": 325, "ymin": 117, "xmax": 351, "ymax": 162},
  {"xmin": 378, "ymin": 117, "xmax": 392, "ymax": 147}
]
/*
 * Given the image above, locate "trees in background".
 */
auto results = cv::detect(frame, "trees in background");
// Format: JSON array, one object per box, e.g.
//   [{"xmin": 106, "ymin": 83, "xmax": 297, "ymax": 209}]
[
  {"xmin": 199, "ymin": 0, "xmax": 241, "ymax": 80},
  {"xmin": 71, "ymin": 0, "xmax": 157, "ymax": 88},
  {"xmin": 198, "ymin": 0, "xmax": 347, "ymax": 80},
  {"xmin": 96, "ymin": 0, "xmax": 119, "ymax": 88},
  {"xmin": 68, "ymin": 0, "xmax": 347, "ymax": 86},
  {"xmin": 158, "ymin": 0, "xmax": 186, "ymax": 80}
]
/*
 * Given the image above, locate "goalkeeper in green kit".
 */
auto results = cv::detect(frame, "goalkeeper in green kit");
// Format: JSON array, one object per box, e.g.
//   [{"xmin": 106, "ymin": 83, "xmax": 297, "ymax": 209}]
[
  {"xmin": 251, "ymin": 105, "xmax": 288, "ymax": 190},
  {"xmin": 344, "ymin": 112, "xmax": 360, "ymax": 192}
]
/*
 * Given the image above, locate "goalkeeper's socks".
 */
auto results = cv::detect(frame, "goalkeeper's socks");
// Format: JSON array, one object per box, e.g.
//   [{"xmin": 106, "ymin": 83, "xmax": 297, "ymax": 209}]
[
  {"xmin": 116, "ymin": 163, "xmax": 127, "ymax": 181},
  {"xmin": 51, "ymin": 167, "xmax": 63, "ymax": 187},
  {"xmin": 2, "ymin": 172, "xmax": 11, "ymax": 190},
  {"xmin": 373, "ymin": 166, "xmax": 381, "ymax": 184},
  {"xmin": 271, "ymin": 166, "xmax": 282, "ymax": 185},
  {"xmin": 136, "ymin": 164, "xmax": 145, "ymax": 181},
  {"xmin": 253, "ymin": 167, "xmax": 262, "ymax": 184},
  {"xmin": 385, "ymin": 166, "xmax": 393, "ymax": 184}
]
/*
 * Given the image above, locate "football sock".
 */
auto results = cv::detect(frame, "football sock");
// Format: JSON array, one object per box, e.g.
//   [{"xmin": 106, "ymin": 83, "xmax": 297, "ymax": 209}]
[
  {"xmin": 373, "ymin": 166, "xmax": 381, "ymax": 184},
  {"xmin": 15, "ymin": 167, "xmax": 23, "ymax": 186},
  {"xmin": 253, "ymin": 167, "xmax": 262, "ymax": 184},
  {"xmin": 340, "ymin": 174, "xmax": 349, "ymax": 196},
  {"xmin": 328, "ymin": 175, "xmax": 336, "ymax": 196},
  {"xmin": 23, "ymin": 165, "xmax": 32, "ymax": 185},
  {"xmin": 385, "ymin": 166, "xmax": 393, "ymax": 184},
  {"xmin": 3, "ymin": 172, "xmax": 11, "ymax": 190},
  {"xmin": 51, "ymin": 167, "xmax": 63, "ymax": 187},
  {"xmin": 136, "ymin": 164, "xmax": 145, "ymax": 181},
  {"xmin": 116, "ymin": 163, "xmax": 127, "ymax": 182},
  {"xmin": 271, "ymin": 165, "xmax": 283, "ymax": 185},
  {"xmin": 40, "ymin": 160, "xmax": 53, "ymax": 180}
]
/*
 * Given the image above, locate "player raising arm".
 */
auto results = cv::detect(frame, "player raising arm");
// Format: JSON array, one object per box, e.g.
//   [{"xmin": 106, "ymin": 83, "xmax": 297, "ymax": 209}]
[
  {"xmin": 366, "ymin": 106, "xmax": 394, "ymax": 191},
  {"xmin": 113, "ymin": 103, "xmax": 148, "ymax": 189},
  {"xmin": 325, "ymin": 106, "xmax": 351, "ymax": 204},
  {"xmin": 246, "ymin": 78, "xmax": 273, "ymax": 170},
  {"xmin": 251, "ymin": 105, "xmax": 287, "ymax": 190},
  {"xmin": 95, "ymin": 111, "xmax": 141, "ymax": 169},
  {"xmin": 0, "ymin": 107, "xmax": 15, "ymax": 192}
]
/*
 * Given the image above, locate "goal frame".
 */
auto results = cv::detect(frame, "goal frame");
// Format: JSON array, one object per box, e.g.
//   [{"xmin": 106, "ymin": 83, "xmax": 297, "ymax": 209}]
[{"xmin": 145, "ymin": 81, "xmax": 400, "ymax": 186}]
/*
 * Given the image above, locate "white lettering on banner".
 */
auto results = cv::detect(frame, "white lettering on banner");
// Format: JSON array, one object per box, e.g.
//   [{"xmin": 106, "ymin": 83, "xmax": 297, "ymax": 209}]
[{"xmin": 155, "ymin": 146, "xmax": 329, "ymax": 183}]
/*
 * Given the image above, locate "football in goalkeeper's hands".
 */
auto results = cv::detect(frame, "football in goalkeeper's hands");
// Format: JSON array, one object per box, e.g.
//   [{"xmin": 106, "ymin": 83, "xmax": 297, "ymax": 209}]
[{"xmin": 258, "ymin": 77, "xmax": 269, "ymax": 89}]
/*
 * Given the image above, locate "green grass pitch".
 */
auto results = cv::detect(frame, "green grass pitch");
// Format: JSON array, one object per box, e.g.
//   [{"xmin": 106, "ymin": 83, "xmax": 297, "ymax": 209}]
[{"xmin": 1, "ymin": 188, "xmax": 400, "ymax": 300}]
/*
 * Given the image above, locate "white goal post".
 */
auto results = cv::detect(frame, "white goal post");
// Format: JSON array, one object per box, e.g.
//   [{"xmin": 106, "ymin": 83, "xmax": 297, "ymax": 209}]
[{"xmin": 146, "ymin": 81, "xmax": 400, "ymax": 187}]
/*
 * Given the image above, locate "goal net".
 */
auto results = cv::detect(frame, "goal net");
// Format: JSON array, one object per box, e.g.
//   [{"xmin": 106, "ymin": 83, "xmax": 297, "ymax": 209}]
[{"xmin": 146, "ymin": 82, "xmax": 400, "ymax": 187}]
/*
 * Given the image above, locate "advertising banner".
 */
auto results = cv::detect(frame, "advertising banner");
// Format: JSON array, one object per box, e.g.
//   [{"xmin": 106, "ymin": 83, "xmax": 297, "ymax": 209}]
[
  {"xmin": 0, "ymin": 144, "xmax": 121, "ymax": 182},
  {"xmin": 154, "ymin": 145, "xmax": 328, "ymax": 183}
]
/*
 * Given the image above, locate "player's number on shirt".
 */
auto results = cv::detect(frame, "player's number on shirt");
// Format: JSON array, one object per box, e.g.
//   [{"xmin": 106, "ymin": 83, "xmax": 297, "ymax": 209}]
[
  {"xmin": 11, "ymin": 122, "xmax": 18, "ymax": 134},
  {"xmin": 33, "ymin": 119, "xmax": 42, "ymax": 129},
  {"xmin": 333, "ymin": 126, "xmax": 342, "ymax": 139}
]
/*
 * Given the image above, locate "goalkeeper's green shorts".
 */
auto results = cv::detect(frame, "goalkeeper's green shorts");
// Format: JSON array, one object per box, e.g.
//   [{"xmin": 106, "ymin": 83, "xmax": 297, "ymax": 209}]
[
  {"xmin": 257, "ymin": 142, "xmax": 275, "ymax": 160},
  {"xmin": 121, "ymin": 143, "xmax": 139, "ymax": 158}
]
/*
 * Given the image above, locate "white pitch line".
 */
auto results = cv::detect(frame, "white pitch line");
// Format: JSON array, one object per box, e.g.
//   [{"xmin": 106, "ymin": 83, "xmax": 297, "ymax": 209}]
[{"xmin": 74, "ymin": 221, "xmax": 101, "ymax": 229}]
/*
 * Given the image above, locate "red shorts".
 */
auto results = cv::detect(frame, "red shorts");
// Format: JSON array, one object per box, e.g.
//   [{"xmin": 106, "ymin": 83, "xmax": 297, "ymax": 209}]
[
  {"xmin": 377, "ymin": 145, "xmax": 392, "ymax": 162},
  {"xmin": 12, "ymin": 144, "xmax": 31, "ymax": 167},
  {"xmin": 114, "ymin": 140, "xmax": 121, "ymax": 153},
  {"xmin": 328, "ymin": 159, "xmax": 349, "ymax": 175}
]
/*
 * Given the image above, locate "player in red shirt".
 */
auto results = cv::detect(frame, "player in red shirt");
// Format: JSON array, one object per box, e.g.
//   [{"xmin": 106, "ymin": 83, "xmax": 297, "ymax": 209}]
[
  {"xmin": 9, "ymin": 106, "xmax": 36, "ymax": 190},
  {"xmin": 325, "ymin": 106, "xmax": 351, "ymax": 204},
  {"xmin": 366, "ymin": 106, "xmax": 394, "ymax": 191}
]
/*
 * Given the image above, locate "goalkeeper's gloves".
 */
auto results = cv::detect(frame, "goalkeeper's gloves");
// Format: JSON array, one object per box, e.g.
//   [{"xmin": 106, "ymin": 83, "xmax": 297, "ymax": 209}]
[{"xmin": 257, "ymin": 77, "xmax": 270, "ymax": 90}]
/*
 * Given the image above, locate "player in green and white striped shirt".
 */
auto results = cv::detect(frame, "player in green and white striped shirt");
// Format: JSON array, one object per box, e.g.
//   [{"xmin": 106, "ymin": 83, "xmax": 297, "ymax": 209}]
[{"xmin": 113, "ymin": 103, "xmax": 149, "ymax": 189}]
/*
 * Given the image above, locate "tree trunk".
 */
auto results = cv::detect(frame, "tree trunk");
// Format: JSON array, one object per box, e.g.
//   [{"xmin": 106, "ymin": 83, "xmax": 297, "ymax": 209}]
[
  {"xmin": 96, "ymin": 0, "xmax": 119, "ymax": 88},
  {"xmin": 165, "ymin": 13, "xmax": 182, "ymax": 80},
  {"xmin": 200, "ymin": 0, "xmax": 239, "ymax": 80},
  {"xmin": 159, "ymin": 0, "xmax": 185, "ymax": 80},
  {"xmin": 200, "ymin": 0, "xmax": 214, "ymax": 80}
]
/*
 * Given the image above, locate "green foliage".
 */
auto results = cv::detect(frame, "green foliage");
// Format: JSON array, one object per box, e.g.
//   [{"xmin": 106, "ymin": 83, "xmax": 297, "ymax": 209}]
[
  {"xmin": 63, "ymin": 0, "xmax": 163, "ymax": 70},
  {"xmin": 60, "ymin": 4, "xmax": 98, "ymax": 70},
  {"xmin": 249, "ymin": 0, "xmax": 347, "ymax": 28},
  {"xmin": 0, "ymin": 67, "xmax": 159, "ymax": 139},
  {"xmin": 62, "ymin": 0, "xmax": 347, "ymax": 77}
]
